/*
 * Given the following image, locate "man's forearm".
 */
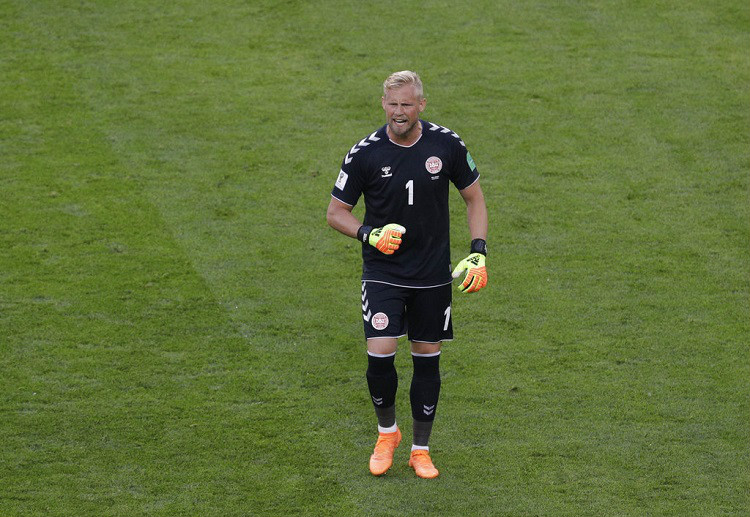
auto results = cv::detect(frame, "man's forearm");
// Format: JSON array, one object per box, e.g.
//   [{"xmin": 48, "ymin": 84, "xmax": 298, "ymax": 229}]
[
  {"xmin": 327, "ymin": 200, "xmax": 363, "ymax": 239},
  {"xmin": 466, "ymin": 199, "xmax": 488, "ymax": 241}
]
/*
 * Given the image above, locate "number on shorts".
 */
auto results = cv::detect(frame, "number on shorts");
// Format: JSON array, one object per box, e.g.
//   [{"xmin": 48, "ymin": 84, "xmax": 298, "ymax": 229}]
[{"xmin": 443, "ymin": 305, "xmax": 451, "ymax": 331}]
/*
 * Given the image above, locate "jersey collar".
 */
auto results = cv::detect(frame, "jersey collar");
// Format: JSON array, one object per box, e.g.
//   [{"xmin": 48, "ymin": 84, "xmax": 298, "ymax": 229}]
[{"xmin": 386, "ymin": 120, "xmax": 424, "ymax": 148}]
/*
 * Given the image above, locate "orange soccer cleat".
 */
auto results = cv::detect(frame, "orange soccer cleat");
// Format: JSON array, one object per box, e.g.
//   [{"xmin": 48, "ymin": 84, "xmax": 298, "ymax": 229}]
[
  {"xmin": 369, "ymin": 428, "xmax": 402, "ymax": 476},
  {"xmin": 408, "ymin": 449, "xmax": 439, "ymax": 479}
]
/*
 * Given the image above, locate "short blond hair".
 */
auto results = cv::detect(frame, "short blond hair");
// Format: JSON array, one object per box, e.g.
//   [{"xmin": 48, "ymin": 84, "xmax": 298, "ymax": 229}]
[{"xmin": 383, "ymin": 70, "xmax": 424, "ymax": 98}]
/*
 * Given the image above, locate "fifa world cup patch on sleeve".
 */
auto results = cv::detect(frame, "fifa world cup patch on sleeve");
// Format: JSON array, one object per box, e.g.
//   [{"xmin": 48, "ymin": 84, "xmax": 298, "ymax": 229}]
[
  {"xmin": 335, "ymin": 170, "xmax": 348, "ymax": 190},
  {"xmin": 466, "ymin": 152, "xmax": 476, "ymax": 171}
]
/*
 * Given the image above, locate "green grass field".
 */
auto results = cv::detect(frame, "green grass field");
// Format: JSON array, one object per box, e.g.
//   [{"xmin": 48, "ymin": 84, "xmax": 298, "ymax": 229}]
[{"xmin": 1, "ymin": 1, "xmax": 748, "ymax": 515}]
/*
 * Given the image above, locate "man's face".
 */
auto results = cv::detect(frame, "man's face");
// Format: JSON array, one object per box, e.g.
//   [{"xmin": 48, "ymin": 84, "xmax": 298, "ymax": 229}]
[{"xmin": 382, "ymin": 85, "xmax": 426, "ymax": 143}]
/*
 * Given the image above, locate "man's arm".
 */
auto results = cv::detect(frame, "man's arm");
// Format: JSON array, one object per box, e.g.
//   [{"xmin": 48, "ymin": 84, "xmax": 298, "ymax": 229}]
[
  {"xmin": 451, "ymin": 180, "xmax": 489, "ymax": 293},
  {"xmin": 459, "ymin": 180, "xmax": 488, "ymax": 240},
  {"xmin": 326, "ymin": 196, "xmax": 361, "ymax": 239},
  {"xmin": 327, "ymin": 196, "xmax": 406, "ymax": 254}
]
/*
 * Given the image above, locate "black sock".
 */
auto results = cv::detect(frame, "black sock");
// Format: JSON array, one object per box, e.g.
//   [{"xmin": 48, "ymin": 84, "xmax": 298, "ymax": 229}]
[
  {"xmin": 410, "ymin": 352, "xmax": 441, "ymax": 446},
  {"xmin": 366, "ymin": 352, "xmax": 398, "ymax": 428},
  {"xmin": 413, "ymin": 420, "xmax": 434, "ymax": 448}
]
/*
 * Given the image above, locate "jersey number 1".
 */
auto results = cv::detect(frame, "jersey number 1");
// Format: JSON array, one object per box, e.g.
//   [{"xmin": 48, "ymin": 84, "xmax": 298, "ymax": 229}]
[{"xmin": 405, "ymin": 180, "xmax": 414, "ymax": 206}]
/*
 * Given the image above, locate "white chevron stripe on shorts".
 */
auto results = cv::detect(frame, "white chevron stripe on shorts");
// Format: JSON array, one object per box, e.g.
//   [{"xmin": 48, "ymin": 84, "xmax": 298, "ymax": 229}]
[{"xmin": 362, "ymin": 282, "xmax": 371, "ymax": 321}]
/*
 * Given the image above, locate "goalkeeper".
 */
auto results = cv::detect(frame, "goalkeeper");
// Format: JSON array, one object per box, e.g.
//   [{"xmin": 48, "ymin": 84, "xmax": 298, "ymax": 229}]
[{"xmin": 326, "ymin": 70, "xmax": 489, "ymax": 480}]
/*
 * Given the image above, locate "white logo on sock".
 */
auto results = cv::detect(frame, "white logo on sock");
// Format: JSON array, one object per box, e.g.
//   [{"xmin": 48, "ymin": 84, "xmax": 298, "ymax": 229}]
[
  {"xmin": 372, "ymin": 396, "xmax": 384, "ymax": 405},
  {"xmin": 423, "ymin": 404, "xmax": 435, "ymax": 416}
]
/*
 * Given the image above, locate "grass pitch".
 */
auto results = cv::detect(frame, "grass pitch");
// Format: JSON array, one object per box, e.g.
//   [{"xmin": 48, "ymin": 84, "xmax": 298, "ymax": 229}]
[{"xmin": 1, "ymin": 1, "xmax": 748, "ymax": 515}]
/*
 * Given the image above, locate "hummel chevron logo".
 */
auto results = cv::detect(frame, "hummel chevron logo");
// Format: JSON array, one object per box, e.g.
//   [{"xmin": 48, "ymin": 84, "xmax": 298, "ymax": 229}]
[
  {"xmin": 344, "ymin": 132, "xmax": 381, "ymax": 164},
  {"xmin": 372, "ymin": 396, "xmax": 383, "ymax": 405},
  {"xmin": 423, "ymin": 404, "xmax": 435, "ymax": 416},
  {"xmin": 428, "ymin": 122, "xmax": 466, "ymax": 147},
  {"xmin": 362, "ymin": 300, "xmax": 369, "ymax": 311},
  {"xmin": 363, "ymin": 309, "xmax": 372, "ymax": 322}
]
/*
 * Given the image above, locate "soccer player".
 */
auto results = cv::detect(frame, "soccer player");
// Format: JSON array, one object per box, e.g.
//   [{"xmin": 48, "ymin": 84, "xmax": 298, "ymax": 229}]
[{"xmin": 326, "ymin": 70, "xmax": 488, "ymax": 479}]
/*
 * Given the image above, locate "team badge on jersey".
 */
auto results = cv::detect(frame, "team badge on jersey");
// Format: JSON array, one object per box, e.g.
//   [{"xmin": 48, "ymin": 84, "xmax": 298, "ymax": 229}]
[
  {"xmin": 371, "ymin": 312, "xmax": 389, "ymax": 330},
  {"xmin": 425, "ymin": 156, "xmax": 443, "ymax": 174}
]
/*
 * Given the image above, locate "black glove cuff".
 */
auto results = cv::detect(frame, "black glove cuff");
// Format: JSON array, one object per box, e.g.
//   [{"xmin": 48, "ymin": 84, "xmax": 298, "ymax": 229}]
[
  {"xmin": 357, "ymin": 225, "xmax": 373, "ymax": 243},
  {"xmin": 470, "ymin": 238, "xmax": 487, "ymax": 256}
]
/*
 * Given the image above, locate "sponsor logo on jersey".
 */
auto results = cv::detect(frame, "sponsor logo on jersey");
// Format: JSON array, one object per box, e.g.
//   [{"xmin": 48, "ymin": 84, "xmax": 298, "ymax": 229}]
[
  {"xmin": 371, "ymin": 312, "xmax": 389, "ymax": 331},
  {"xmin": 466, "ymin": 151, "xmax": 476, "ymax": 171},
  {"xmin": 335, "ymin": 169, "xmax": 348, "ymax": 190},
  {"xmin": 381, "ymin": 166, "xmax": 392, "ymax": 178},
  {"xmin": 425, "ymin": 156, "xmax": 442, "ymax": 174}
]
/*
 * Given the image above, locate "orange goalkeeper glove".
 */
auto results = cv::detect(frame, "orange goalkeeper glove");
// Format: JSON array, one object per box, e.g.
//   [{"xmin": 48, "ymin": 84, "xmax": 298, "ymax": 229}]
[
  {"xmin": 451, "ymin": 239, "xmax": 488, "ymax": 293},
  {"xmin": 358, "ymin": 223, "xmax": 406, "ymax": 255}
]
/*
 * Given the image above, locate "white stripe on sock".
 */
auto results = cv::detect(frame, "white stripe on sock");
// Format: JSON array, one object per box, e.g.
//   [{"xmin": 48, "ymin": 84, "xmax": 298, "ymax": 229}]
[
  {"xmin": 411, "ymin": 351, "xmax": 441, "ymax": 358},
  {"xmin": 378, "ymin": 423, "xmax": 398, "ymax": 434},
  {"xmin": 368, "ymin": 351, "xmax": 396, "ymax": 358}
]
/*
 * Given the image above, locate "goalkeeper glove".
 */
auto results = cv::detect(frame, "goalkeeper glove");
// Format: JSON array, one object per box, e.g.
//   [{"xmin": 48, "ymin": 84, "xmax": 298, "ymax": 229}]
[
  {"xmin": 358, "ymin": 223, "xmax": 406, "ymax": 255},
  {"xmin": 451, "ymin": 239, "xmax": 488, "ymax": 293}
]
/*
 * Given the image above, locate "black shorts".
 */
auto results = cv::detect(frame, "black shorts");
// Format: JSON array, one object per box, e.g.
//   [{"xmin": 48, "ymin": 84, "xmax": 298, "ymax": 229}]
[{"xmin": 361, "ymin": 281, "xmax": 453, "ymax": 343}]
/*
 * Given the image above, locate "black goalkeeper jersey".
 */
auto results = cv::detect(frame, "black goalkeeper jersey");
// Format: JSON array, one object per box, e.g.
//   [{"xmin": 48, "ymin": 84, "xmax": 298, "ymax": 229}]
[{"xmin": 331, "ymin": 120, "xmax": 480, "ymax": 288}]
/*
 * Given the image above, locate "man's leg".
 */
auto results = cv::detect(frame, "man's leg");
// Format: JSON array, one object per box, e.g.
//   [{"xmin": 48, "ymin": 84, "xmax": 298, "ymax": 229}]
[
  {"xmin": 408, "ymin": 340, "xmax": 442, "ymax": 479},
  {"xmin": 362, "ymin": 281, "xmax": 407, "ymax": 476},
  {"xmin": 366, "ymin": 338, "xmax": 399, "ymax": 431},
  {"xmin": 367, "ymin": 338, "xmax": 401, "ymax": 475},
  {"xmin": 405, "ymin": 283, "xmax": 451, "ymax": 479}
]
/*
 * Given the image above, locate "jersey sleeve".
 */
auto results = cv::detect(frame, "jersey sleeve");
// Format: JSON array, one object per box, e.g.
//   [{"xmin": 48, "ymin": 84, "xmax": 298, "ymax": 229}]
[
  {"xmin": 449, "ymin": 136, "xmax": 480, "ymax": 190},
  {"xmin": 330, "ymin": 146, "xmax": 366, "ymax": 206}
]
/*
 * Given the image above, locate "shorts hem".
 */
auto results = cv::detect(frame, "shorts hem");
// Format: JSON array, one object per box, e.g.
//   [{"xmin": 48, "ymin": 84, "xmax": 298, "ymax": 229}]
[{"xmin": 363, "ymin": 279, "xmax": 452, "ymax": 289}]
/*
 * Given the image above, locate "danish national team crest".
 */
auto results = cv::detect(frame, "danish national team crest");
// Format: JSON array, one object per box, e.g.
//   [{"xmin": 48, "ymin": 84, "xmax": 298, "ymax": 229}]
[
  {"xmin": 425, "ymin": 156, "xmax": 443, "ymax": 174},
  {"xmin": 371, "ymin": 312, "xmax": 389, "ymax": 331}
]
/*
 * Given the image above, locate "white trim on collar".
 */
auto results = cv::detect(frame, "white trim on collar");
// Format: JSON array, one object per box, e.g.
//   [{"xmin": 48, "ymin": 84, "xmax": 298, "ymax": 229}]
[
  {"xmin": 388, "ymin": 132, "xmax": 423, "ymax": 148},
  {"xmin": 387, "ymin": 121, "xmax": 424, "ymax": 147}
]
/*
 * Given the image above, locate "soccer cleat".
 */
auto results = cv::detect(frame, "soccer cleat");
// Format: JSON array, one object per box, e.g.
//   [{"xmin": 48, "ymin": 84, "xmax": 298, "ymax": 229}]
[
  {"xmin": 408, "ymin": 449, "xmax": 439, "ymax": 479},
  {"xmin": 369, "ymin": 428, "xmax": 402, "ymax": 476}
]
